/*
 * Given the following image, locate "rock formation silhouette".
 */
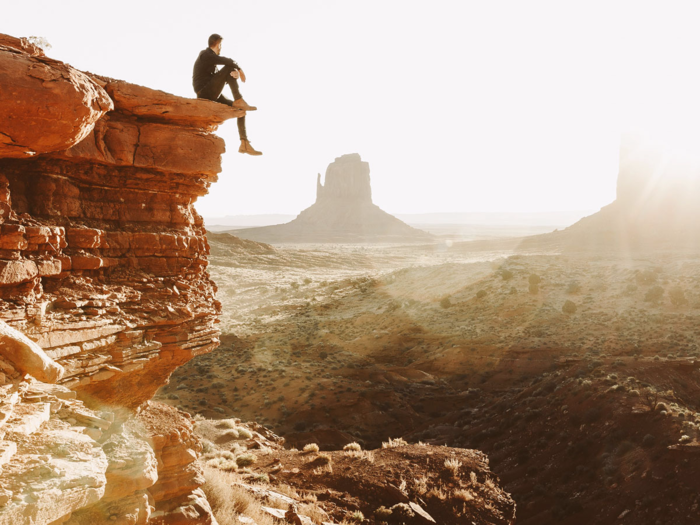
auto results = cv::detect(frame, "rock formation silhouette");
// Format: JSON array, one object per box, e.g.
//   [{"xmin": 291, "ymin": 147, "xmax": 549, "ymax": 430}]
[
  {"xmin": 233, "ymin": 153, "xmax": 433, "ymax": 243},
  {"xmin": 520, "ymin": 134, "xmax": 700, "ymax": 251}
]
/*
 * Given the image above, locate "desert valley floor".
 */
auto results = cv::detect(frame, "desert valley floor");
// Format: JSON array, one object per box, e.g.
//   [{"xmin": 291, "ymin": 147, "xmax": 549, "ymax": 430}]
[{"xmin": 154, "ymin": 233, "xmax": 700, "ymax": 524}]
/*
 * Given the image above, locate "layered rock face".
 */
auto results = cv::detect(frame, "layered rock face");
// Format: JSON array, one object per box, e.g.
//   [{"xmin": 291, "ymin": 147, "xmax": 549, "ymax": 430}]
[
  {"xmin": 523, "ymin": 134, "xmax": 700, "ymax": 251},
  {"xmin": 0, "ymin": 33, "xmax": 241, "ymax": 524},
  {"xmin": 234, "ymin": 153, "xmax": 433, "ymax": 243}
]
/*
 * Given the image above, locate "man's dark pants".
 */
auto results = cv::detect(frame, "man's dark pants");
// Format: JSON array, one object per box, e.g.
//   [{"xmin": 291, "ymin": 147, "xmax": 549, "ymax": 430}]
[{"xmin": 197, "ymin": 64, "xmax": 247, "ymax": 140}]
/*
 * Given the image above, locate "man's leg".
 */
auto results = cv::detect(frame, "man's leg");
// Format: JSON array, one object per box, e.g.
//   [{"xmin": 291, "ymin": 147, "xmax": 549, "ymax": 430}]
[{"xmin": 211, "ymin": 95, "xmax": 248, "ymax": 141}]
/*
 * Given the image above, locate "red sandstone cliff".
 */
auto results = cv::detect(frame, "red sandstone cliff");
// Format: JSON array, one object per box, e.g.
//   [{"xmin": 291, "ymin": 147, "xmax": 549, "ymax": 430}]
[{"xmin": 0, "ymin": 33, "xmax": 243, "ymax": 524}]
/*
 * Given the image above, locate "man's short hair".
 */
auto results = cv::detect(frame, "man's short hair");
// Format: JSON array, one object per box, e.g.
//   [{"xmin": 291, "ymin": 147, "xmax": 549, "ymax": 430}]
[{"xmin": 208, "ymin": 34, "xmax": 223, "ymax": 47}]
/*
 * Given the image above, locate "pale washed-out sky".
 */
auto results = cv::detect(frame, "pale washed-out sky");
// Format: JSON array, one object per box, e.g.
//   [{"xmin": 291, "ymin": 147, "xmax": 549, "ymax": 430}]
[{"xmin": 4, "ymin": 1, "xmax": 700, "ymax": 217}]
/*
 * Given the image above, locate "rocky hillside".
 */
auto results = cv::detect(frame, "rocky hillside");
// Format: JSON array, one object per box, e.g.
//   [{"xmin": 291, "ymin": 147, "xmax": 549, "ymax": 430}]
[{"xmin": 0, "ymin": 33, "xmax": 244, "ymax": 524}]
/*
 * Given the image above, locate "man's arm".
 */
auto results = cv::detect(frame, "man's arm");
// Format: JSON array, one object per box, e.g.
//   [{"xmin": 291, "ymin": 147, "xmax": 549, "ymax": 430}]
[{"xmin": 211, "ymin": 53, "xmax": 240, "ymax": 70}]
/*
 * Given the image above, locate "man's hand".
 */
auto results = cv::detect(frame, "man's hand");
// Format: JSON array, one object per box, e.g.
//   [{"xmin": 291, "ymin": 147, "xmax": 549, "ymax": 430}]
[
  {"xmin": 239, "ymin": 69, "xmax": 247, "ymax": 83},
  {"xmin": 230, "ymin": 69, "xmax": 240, "ymax": 80}
]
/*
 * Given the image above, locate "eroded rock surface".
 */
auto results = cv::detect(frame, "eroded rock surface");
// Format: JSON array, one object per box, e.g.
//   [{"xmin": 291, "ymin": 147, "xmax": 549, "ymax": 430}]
[
  {"xmin": 0, "ymin": 36, "xmax": 112, "ymax": 158},
  {"xmin": 0, "ymin": 32, "xmax": 238, "ymax": 525}
]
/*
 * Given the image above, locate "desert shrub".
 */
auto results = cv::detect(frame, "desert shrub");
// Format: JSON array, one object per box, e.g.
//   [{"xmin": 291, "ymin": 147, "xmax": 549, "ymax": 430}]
[
  {"xmin": 566, "ymin": 281, "xmax": 581, "ymax": 294},
  {"xmin": 444, "ymin": 457, "xmax": 462, "ymax": 477},
  {"xmin": 529, "ymin": 274, "xmax": 542, "ymax": 285},
  {"xmin": 562, "ymin": 300, "xmax": 577, "ymax": 314},
  {"xmin": 389, "ymin": 503, "xmax": 415, "ymax": 520},
  {"xmin": 303, "ymin": 443, "xmax": 320, "ymax": 453},
  {"xmin": 201, "ymin": 440, "xmax": 216, "ymax": 454},
  {"xmin": 476, "ymin": 290, "xmax": 487, "ymax": 299},
  {"xmin": 382, "ymin": 437, "xmax": 408, "ymax": 448},
  {"xmin": 500, "ymin": 269, "xmax": 514, "ymax": 280},
  {"xmin": 236, "ymin": 453, "xmax": 256, "ymax": 467},
  {"xmin": 669, "ymin": 286, "xmax": 688, "ymax": 307},
  {"xmin": 636, "ymin": 270, "xmax": 658, "ymax": 285},
  {"xmin": 237, "ymin": 428, "xmax": 252, "ymax": 439},
  {"xmin": 349, "ymin": 511, "xmax": 365, "ymax": 522},
  {"xmin": 221, "ymin": 429, "xmax": 240, "ymax": 440},
  {"xmin": 440, "ymin": 297, "xmax": 452, "ymax": 308},
  {"xmin": 203, "ymin": 468, "xmax": 277, "ymax": 525},
  {"xmin": 583, "ymin": 407, "xmax": 602, "ymax": 424},
  {"xmin": 642, "ymin": 434, "xmax": 656, "ymax": 447},
  {"xmin": 253, "ymin": 473, "xmax": 269, "ymax": 483},
  {"xmin": 374, "ymin": 506, "xmax": 393, "ymax": 519},
  {"xmin": 313, "ymin": 453, "xmax": 332, "ymax": 466},
  {"xmin": 644, "ymin": 286, "xmax": 664, "ymax": 303},
  {"xmin": 207, "ymin": 457, "xmax": 238, "ymax": 471},
  {"xmin": 343, "ymin": 442, "xmax": 362, "ymax": 452}
]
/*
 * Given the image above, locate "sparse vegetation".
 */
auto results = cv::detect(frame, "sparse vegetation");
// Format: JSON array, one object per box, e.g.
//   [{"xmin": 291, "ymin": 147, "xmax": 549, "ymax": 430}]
[
  {"xmin": 562, "ymin": 300, "xmax": 577, "ymax": 314},
  {"xmin": 645, "ymin": 286, "xmax": 665, "ymax": 303},
  {"xmin": 303, "ymin": 443, "xmax": 320, "ymax": 453},
  {"xmin": 236, "ymin": 453, "xmax": 256, "ymax": 467},
  {"xmin": 670, "ymin": 286, "xmax": 688, "ymax": 306},
  {"xmin": 444, "ymin": 457, "xmax": 463, "ymax": 477},
  {"xmin": 382, "ymin": 437, "xmax": 408, "ymax": 448}
]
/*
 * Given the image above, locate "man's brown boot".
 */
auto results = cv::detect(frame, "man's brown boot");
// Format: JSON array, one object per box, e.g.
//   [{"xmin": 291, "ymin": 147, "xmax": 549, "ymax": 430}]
[
  {"xmin": 232, "ymin": 98, "xmax": 257, "ymax": 111},
  {"xmin": 239, "ymin": 140, "xmax": 262, "ymax": 156}
]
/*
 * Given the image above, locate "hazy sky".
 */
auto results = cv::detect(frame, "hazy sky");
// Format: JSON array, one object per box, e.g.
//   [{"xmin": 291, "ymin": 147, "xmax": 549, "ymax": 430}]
[{"xmin": 4, "ymin": 1, "xmax": 700, "ymax": 216}]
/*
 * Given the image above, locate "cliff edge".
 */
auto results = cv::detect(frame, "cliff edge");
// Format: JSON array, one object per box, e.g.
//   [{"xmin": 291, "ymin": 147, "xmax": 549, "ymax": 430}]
[{"xmin": 0, "ymin": 33, "xmax": 243, "ymax": 524}]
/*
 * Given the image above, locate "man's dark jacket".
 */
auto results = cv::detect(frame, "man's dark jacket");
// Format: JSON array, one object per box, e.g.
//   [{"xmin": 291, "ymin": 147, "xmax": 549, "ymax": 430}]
[{"xmin": 192, "ymin": 48, "xmax": 240, "ymax": 94}]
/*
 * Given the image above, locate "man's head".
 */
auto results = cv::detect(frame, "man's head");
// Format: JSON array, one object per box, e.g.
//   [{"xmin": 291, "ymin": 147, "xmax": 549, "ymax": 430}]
[{"xmin": 208, "ymin": 34, "xmax": 223, "ymax": 55}]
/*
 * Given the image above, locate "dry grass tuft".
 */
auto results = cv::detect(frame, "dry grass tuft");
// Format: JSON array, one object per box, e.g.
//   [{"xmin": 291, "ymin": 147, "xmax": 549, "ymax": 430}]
[
  {"xmin": 344, "ymin": 449, "xmax": 375, "ymax": 462},
  {"xmin": 343, "ymin": 442, "xmax": 361, "ymax": 452},
  {"xmin": 312, "ymin": 453, "xmax": 332, "ymax": 466},
  {"xmin": 444, "ymin": 457, "xmax": 463, "ymax": 477},
  {"xmin": 454, "ymin": 488, "xmax": 476, "ymax": 502},
  {"xmin": 236, "ymin": 453, "xmax": 257, "ymax": 467},
  {"xmin": 298, "ymin": 502, "xmax": 329, "ymax": 523},
  {"xmin": 303, "ymin": 443, "xmax": 320, "ymax": 453},
  {"xmin": 202, "ymin": 467, "xmax": 276, "ymax": 525},
  {"xmin": 382, "ymin": 437, "xmax": 408, "ymax": 448}
]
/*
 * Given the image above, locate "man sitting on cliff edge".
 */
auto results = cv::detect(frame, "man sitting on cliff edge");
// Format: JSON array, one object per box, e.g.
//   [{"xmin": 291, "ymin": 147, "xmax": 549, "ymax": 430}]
[{"xmin": 193, "ymin": 33, "xmax": 262, "ymax": 156}]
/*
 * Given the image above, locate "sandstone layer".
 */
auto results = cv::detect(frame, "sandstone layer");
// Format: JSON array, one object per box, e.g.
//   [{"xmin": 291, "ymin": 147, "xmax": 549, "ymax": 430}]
[
  {"xmin": 0, "ymin": 33, "xmax": 241, "ymax": 524},
  {"xmin": 233, "ymin": 153, "xmax": 433, "ymax": 243}
]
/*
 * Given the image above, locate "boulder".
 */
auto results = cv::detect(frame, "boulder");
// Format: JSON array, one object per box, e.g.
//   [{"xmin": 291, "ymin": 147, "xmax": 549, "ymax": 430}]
[
  {"xmin": 0, "ymin": 320, "xmax": 64, "ymax": 382},
  {"xmin": 0, "ymin": 40, "xmax": 112, "ymax": 158}
]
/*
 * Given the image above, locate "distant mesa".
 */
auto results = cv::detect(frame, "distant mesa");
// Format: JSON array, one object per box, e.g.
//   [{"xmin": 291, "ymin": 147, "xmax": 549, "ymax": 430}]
[
  {"xmin": 520, "ymin": 134, "xmax": 700, "ymax": 251},
  {"xmin": 231, "ymin": 153, "xmax": 433, "ymax": 243}
]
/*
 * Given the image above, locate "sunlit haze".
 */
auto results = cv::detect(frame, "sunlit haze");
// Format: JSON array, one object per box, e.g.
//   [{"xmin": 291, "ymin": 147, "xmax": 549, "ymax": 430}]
[{"xmin": 5, "ymin": 0, "xmax": 700, "ymax": 217}]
